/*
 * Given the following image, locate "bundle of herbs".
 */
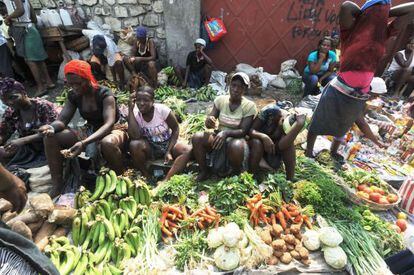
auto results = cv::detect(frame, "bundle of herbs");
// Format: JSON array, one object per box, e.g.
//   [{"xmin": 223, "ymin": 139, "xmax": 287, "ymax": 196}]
[{"xmin": 153, "ymin": 174, "xmax": 196, "ymax": 205}]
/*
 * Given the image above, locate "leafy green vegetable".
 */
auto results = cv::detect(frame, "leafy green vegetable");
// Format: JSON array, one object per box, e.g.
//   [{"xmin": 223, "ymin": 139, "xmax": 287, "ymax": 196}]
[
  {"xmin": 174, "ymin": 229, "xmax": 208, "ymax": 271},
  {"xmin": 164, "ymin": 96, "xmax": 187, "ymax": 122},
  {"xmin": 153, "ymin": 174, "xmax": 195, "ymax": 204},
  {"xmin": 340, "ymin": 168, "xmax": 388, "ymax": 190},
  {"xmin": 209, "ymin": 172, "xmax": 258, "ymax": 215},
  {"xmin": 294, "ymin": 180, "xmax": 322, "ymax": 205},
  {"xmin": 261, "ymin": 173, "xmax": 294, "ymax": 202}
]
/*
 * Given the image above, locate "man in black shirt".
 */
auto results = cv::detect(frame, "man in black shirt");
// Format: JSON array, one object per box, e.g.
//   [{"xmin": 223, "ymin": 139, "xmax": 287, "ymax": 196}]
[{"xmin": 175, "ymin": 38, "xmax": 213, "ymax": 89}]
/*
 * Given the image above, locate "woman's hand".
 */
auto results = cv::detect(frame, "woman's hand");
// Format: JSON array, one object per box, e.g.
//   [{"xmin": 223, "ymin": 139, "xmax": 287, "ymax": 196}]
[
  {"xmin": 38, "ymin": 125, "xmax": 55, "ymax": 136},
  {"xmin": 205, "ymin": 116, "xmax": 217, "ymax": 129},
  {"xmin": 129, "ymin": 92, "xmax": 137, "ymax": 109},
  {"xmin": 68, "ymin": 141, "xmax": 84, "ymax": 158},
  {"xmin": 4, "ymin": 138, "xmax": 25, "ymax": 153},
  {"xmin": 262, "ymin": 136, "xmax": 275, "ymax": 155},
  {"xmin": 164, "ymin": 151, "xmax": 173, "ymax": 164},
  {"xmin": 1, "ymin": 182, "xmax": 27, "ymax": 213},
  {"xmin": 212, "ymin": 131, "xmax": 227, "ymax": 150}
]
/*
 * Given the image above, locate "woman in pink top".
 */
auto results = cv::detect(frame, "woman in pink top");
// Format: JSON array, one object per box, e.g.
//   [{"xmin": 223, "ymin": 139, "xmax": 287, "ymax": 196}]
[
  {"xmin": 128, "ymin": 86, "xmax": 190, "ymax": 178},
  {"xmin": 305, "ymin": 0, "xmax": 414, "ymax": 160}
]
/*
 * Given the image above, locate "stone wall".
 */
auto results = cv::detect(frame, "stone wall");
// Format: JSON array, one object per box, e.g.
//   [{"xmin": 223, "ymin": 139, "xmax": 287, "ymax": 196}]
[{"xmin": 36, "ymin": 0, "xmax": 168, "ymax": 64}]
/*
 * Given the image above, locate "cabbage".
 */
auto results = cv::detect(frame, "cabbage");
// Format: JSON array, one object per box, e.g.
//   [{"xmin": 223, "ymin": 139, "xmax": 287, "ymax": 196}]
[
  {"xmin": 319, "ymin": 227, "xmax": 343, "ymax": 247},
  {"xmin": 222, "ymin": 222, "xmax": 242, "ymax": 247},
  {"xmin": 303, "ymin": 230, "xmax": 321, "ymax": 251},
  {"xmin": 207, "ymin": 227, "xmax": 224, "ymax": 248},
  {"xmin": 323, "ymin": 246, "xmax": 347, "ymax": 269},
  {"xmin": 214, "ymin": 245, "xmax": 240, "ymax": 271}
]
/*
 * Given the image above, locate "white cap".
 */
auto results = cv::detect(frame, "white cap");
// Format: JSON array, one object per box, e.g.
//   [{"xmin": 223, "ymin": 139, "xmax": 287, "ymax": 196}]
[
  {"xmin": 231, "ymin": 72, "xmax": 250, "ymax": 88},
  {"xmin": 370, "ymin": 77, "xmax": 387, "ymax": 95},
  {"xmin": 194, "ymin": 38, "xmax": 206, "ymax": 47}
]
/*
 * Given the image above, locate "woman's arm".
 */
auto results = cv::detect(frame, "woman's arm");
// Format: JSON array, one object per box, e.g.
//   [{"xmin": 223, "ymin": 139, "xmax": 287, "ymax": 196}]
[
  {"xmin": 339, "ymin": 1, "xmax": 361, "ymax": 30},
  {"xmin": 205, "ymin": 105, "xmax": 219, "ymax": 129},
  {"xmin": 390, "ymin": 2, "xmax": 414, "ymax": 17},
  {"xmin": 221, "ymin": 115, "xmax": 254, "ymax": 139},
  {"xmin": 5, "ymin": 0, "xmax": 24, "ymax": 21},
  {"xmin": 395, "ymin": 51, "xmax": 413, "ymax": 68},
  {"xmin": 128, "ymin": 97, "xmax": 142, "ymax": 140},
  {"xmin": 278, "ymin": 115, "xmax": 306, "ymax": 150},
  {"xmin": 165, "ymin": 112, "xmax": 180, "ymax": 159},
  {"xmin": 308, "ymin": 58, "xmax": 325, "ymax": 74},
  {"xmin": 137, "ymin": 39, "xmax": 156, "ymax": 62},
  {"xmin": 81, "ymin": 96, "xmax": 116, "ymax": 146},
  {"xmin": 249, "ymin": 118, "xmax": 275, "ymax": 155},
  {"xmin": 49, "ymin": 100, "xmax": 77, "ymax": 133},
  {"xmin": 355, "ymin": 116, "xmax": 384, "ymax": 147}
]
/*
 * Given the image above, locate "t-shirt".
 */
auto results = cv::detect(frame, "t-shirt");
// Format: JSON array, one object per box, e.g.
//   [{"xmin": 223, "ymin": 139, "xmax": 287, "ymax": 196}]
[
  {"xmin": 304, "ymin": 50, "xmax": 337, "ymax": 75},
  {"xmin": 186, "ymin": 51, "xmax": 207, "ymax": 72},
  {"xmin": 388, "ymin": 50, "xmax": 414, "ymax": 72},
  {"xmin": 133, "ymin": 103, "xmax": 172, "ymax": 143},
  {"xmin": 82, "ymin": 30, "xmax": 120, "ymax": 67},
  {"xmin": 214, "ymin": 95, "xmax": 257, "ymax": 131},
  {"xmin": 68, "ymin": 86, "xmax": 119, "ymax": 130}
]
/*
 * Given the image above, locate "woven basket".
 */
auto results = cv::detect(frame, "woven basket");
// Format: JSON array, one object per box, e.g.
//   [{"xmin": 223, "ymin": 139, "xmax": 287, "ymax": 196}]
[{"xmin": 334, "ymin": 175, "xmax": 401, "ymax": 211}]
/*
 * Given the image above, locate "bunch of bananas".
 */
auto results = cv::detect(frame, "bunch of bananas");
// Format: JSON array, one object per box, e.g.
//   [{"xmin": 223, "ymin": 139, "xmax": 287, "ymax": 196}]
[
  {"xmin": 48, "ymin": 169, "xmax": 153, "ymax": 274},
  {"xmin": 55, "ymin": 87, "xmax": 71, "ymax": 106},
  {"xmin": 194, "ymin": 85, "xmax": 216, "ymax": 102},
  {"xmin": 162, "ymin": 66, "xmax": 180, "ymax": 86}
]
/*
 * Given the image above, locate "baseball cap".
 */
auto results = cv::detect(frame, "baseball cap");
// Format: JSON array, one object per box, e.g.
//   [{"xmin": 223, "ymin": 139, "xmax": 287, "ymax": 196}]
[
  {"xmin": 231, "ymin": 72, "xmax": 250, "ymax": 88},
  {"xmin": 194, "ymin": 38, "xmax": 206, "ymax": 47},
  {"xmin": 92, "ymin": 35, "xmax": 107, "ymax": 55},
  {"xmin": 370, "ymin": 77, "xmax": 387, "ymax": 95},
  {"xmin": 136, "ymin": 26, "xmax": 147, "ymax": 38}
]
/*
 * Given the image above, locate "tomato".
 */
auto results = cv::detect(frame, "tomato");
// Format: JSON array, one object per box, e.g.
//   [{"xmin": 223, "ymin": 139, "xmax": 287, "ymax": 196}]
[
  {"xmin": 390, "ymin": 224, "xmax": 401, "ymax": 233},
  {"xmin": 357, "ymin": 191, "xmax": 370, "ymax": 200},
  {"xmin": 357, "ymin": 184, "xmax": 367, "ymax": 191},
  {"xmin": 363, "ymin": 187, "xmax": 373, "ymax": 194},
  {"xmin": 376, "ymin": 188, "xmax": 385, "ymax": 195},
  {"xmin": 379, "ymin": 197, "xmax": 389, "ymax": 204},
  {"xmin": 369, "ymin": 192, "xmax": 381, "ymax": 203},
  {"xmin": 387, "ymin": 194, "xmax": 398, "ymax": 204},
  {"xmin": 396, "ymin": 219, "xmax": 407, "ymax": 232}
]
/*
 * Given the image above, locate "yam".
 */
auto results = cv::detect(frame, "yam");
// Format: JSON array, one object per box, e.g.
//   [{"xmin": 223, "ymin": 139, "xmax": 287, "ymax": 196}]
[
  {"xmin": 272, "ymin": 239, "xmax": 286, "ymax": 251},
  {"xmin": 0, "ymin": 198, "xmax": 13, "ymax": 213},
  {"xmin": 48, "ymin": 207, "xmax": 77, "ymax": 225},
  {"xmin": 298, "ymin": 247, "xmax": 309, "ymax": 260},
  {"xmin": 273, "ymin": 250, "xmax": 284, "ymax": 258},
  {"xmin": 29, "ymin": 194, "xmax": 54, "ymax": 218},
  {"xmin": 6, "ymin": 211, "xmax": 40, "ymax": 227},
  {"xmin": 51, "ymin": 227, "xmax": 67, "ymax": 238},
  {"xmin": 27, "ymin": 220, "xmax": 44, "ymax": 235},
  {"xmin": 266, "ymin": 256, "xmax": 279, "ymax": 266},
  {"xmin": 290, "ymin": 250, "xmax": 301, "ymax": 260},
  {"xmin": 34, "ymin": 222, "xmax": 57, "ymax": 243},
  {"xmin": 1, "ymin": 211, "xmax": 17, "ymax": 223},
  {"xmin": 11, "ymin": 221, "xmax": 32, "ymax": 240},
  {"xmin": 280, "ymin": 252, "xmax": 292, "ymax": 264}
]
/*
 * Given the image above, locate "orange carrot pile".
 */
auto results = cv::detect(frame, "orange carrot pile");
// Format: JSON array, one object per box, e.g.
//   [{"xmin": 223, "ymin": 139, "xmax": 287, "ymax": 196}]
[
  {"xmin": 188, "ymin": 205, "xmax": 221, "ymax": 229},
  {"xmin": 246, "ymin": 194, "xmax": 273, "ymax": 227},
  {"xmin": 160, "ymin": 204, "xmax": 186, "ymax": 241}
]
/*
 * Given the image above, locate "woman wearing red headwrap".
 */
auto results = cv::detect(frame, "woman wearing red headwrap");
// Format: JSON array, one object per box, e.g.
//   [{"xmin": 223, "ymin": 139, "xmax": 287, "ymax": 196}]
[{"xmin": 38, "ymin": 60, "xmax": 127, "ymax": 197}]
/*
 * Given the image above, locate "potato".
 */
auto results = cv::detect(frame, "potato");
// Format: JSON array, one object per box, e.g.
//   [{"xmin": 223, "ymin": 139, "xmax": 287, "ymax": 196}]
[
  {"xmin": 272, "ymin": 223, "xmax": 283, "ymax": 237},
  {"xmin": 290, "ymin": 250, "xmax": 301, "ymax": 260},
  {"xmin": 298, "ymin": 247, "xmax": 309, "ymax": 260},
  {"xmin": 290, "ymin": 224, "xmax": 301, "ymax": 235},
  {"xmin": 266, "ymin": 256, "xmax": 279, "ymax": 266},
  {"xmin": 272, "ymin": 239, "xmax": 286, "ymax": 251},
  {"xmin": 301, "ymin": 258, "xmax": 311, "ymax": 266},
  {"xmin": 274, "ymin": 250, "xmax": 284, "ymax": 258},
  {"xmin": 11, "ymin": 221, "xmax": 32, "ymax": 240},
  {"xmin": 287, "ymin": 244, "xmax": 295, "ymax": 251},
  {"xmin": 280, "ymin": 252, "xmax": 293, "ymax": 264},
  {"xmin": 284, "ymin": 234, "xmax": 296, "ymax": 245}
]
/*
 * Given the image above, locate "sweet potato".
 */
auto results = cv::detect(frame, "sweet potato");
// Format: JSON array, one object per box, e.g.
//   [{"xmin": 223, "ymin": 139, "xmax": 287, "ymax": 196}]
[
  {"xmin": 6, "ymin": 211, "xmax": 40, "ymax": 227},
  {"xmin": 11, "ymin": 221, "xmax": 32, "ymax": 240},
  {"xmin": 29, "ymin": 194, "xmax": 54, "ymax": 218},
  {"xmin": 48, "ymin": 207, "xmax": 77, "ymax": 225},
  {"xmin": 0, "ymin": 198, "xmax": 13, "ymax": 213},
  {"xmin": 34, "ymin": 222, "xmax": 57, "ymax": 244},
  {"xmin": 1, "ymin": 211, "xmax": 17, "ymax": 223},
  {"xmin": 27, "ymin": 220, "xmax": 44, "ymax": 235}
]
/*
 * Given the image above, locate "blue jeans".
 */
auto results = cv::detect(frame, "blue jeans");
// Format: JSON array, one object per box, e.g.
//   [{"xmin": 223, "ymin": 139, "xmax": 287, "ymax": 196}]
[{"xmin": 303, "ymin": 72, "xmax": 336, "ymax": 97}]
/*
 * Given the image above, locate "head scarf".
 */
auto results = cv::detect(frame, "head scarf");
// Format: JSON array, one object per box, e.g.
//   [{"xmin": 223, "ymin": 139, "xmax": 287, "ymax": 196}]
[
  {"xmin": 136, "ymin": 26, "xmax": 147, "ymax": 38},
  {"xmin": 0, "ymin": 78, "xmax": 26, "ymax": 97},
  {"xmin": 64, "ymin": 60, "xmax": 99, "ymax": 89}
]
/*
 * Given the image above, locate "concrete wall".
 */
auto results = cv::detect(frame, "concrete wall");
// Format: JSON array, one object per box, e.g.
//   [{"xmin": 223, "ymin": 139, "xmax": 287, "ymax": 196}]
[{"xmin": 162, "ymin": 0, "xmax": 201, "ymax": 67}]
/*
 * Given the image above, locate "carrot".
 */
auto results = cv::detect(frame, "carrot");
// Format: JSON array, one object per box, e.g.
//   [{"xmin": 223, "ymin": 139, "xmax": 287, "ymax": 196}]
[
  {"xmin": 182, "ymin": 206, "xmax": 188, "ymax": 220},
  {"xmin": 161, "ymin": 226, "xmax": 173, "ymax": 237},
  {"xmin": 289, "ymin": 210, "xmax": 300, "ymax": 217},
  {"xmin": 293, "ymin": 214, "xmax": 303, "ymax": 224},
  {"xmin": 199, "ymin": 213, "xmax": 216, "ymax": 221},
  {"xmin": 205, "ymin": 205, "xmax": 216, "ymax": 216},
  {"xmin": 276, "ymin": 211, "xmax": 286, "ymax": 230},
  {"xmin": 246, "ymin": 201, "xmax": 254, "ymax": 210},
  {"xmin": 287, "ymin": 204, "xmax": 298, "ymax": 211},
  {"xmin": 248, "ymin": 194, "xmax": 262, "ymax": 204},
  {"xmin": 197, "ymin": 221, "xmax": 205, "ymax": 229},
  {"xmin": 167, "ymin": 213, "xmax": 175, "ymax": 220},
  {"xmin": 167, "ymin": 206, "xmax": 183, "ymax": 216},
  {"xmin": 167, "ymin": 220, "xmax": 179, "ymax": 228},
  {"xmin": 303, "ymin": 215, "xmax": 313, "ymax": 229},
  {"xmin": 281, "ymin": 207, "xmax": 292, "ymax": 220},
  {"xmin": 160, "ymin": 211, "xmax": 168, "ymax": 225},
  {"xmin": 259, "ymin": 210, "xmax": 268, "ymax": 224},
  {"xmin": 189, "ymin": 208, "xmax": 205, "ymax": 218}
]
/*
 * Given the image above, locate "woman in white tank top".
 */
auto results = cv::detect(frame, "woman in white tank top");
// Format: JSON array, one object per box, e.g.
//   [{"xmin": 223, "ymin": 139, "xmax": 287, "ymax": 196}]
[{"xmin": 383, "ymin": 37, "xmax": 414, "ymax": 95}]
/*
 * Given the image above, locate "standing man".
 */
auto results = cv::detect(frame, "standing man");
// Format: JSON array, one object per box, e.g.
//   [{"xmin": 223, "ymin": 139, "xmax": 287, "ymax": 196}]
[
  {"xmin": 3, "ymin": 0, "xmax": 54, "ymax": 95},
  {"xmin": 124, "ymin": 26, "xmax": 158, "ymax": 87},
  {"xmin": 0, "ymin": 12, "xmax": 13, "ymax": 77},
  {"xmin": 174, "ymin": 38, "xmax": 213, "ymax": 89}
]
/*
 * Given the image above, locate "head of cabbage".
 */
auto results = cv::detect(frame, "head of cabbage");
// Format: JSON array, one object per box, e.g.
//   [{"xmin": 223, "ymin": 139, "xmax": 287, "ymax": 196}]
[{"xmin": 323, "ymin": 246, "xmax": 347, "ymax": 269}]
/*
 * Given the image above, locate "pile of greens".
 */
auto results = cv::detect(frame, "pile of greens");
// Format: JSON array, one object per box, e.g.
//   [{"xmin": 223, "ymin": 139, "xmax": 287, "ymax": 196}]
[
  {"xmin": 209, "ymin": 172, "xmax": 258, "ymax": 215},
  {"xmin": 294, "ymin": 157, "xmax": 360, "ymax": 221},
  {"xmin": 261, "ymin": 173, "xmax": 294, "ymax": 202},
  {"xmin": 153, "ymin": 174, "xmax": 196, "ymax": 204},
  {"xmin": 164, "ymin": 96, "xmax": 187, "ymax": 122},
  {"xmin": 180, "ymin": 113, "xmax": 207, "ymax": 141},
  {"xmin": 340, "ymin": 168, "xmax": 388, "ymax": 190},
  {"xmin": 174, "ymin": 230, "xmax": 208, "ymax": 271}
]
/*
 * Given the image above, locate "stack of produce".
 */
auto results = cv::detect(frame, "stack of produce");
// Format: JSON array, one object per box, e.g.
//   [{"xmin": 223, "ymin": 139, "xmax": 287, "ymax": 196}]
[
  {"xmin": 163, "ymin": 96, "xmax": 187, "ymax": 122},
  {"xmin": 179, "ymin": 113, "xmax": 207, "ymax": 141},
  {"xmin": 44, "ymin": 168, "xmax": 153, "ymax": 274}
]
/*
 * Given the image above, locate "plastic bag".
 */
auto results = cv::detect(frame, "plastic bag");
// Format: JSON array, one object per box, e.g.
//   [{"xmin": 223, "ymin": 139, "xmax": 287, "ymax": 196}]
[
  {"xmin": 204, "ymin": 18, "xmax": 227, "ymax": 42},
  {"xmin": 57, "ymin": 51, "xmax": 80, "ymax": 82},
  {"xmin": 118, "ymin": 27, "xmax": 135, "ymax": 55},
  {"xmin": 280, "ymin": 59, "xmax": 301, "ymax": 79},
  {"xmin": 236, "ymin": 63, "xmax": 263, "ymax": 76}
]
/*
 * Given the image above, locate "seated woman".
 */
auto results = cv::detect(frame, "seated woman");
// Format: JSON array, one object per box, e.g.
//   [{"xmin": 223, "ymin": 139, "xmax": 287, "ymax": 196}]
[
  {"xmin": 128, "ymin": 86, "xmax": 190, "ymax": 178},
  {"xmin": 192, "ymin": 72, "xmax": 257, "ymax": 180},
  {"xmin": 303, "ymin": 37, "xmax": 338, "ymax": 97},
  {"xmin": 0, "ymin": 78, "xmax": 58, "ymax": 174},
  {"xmin": 383, "ymin": 37, "xmax": 414, "ymax": 96},
  {"xmin": 0, "ymin": 163, "xmax": 27, "ymax": 212},
  {"xmin": 249, "ymin": 106, "xmax": 306, "ymax": 181},
  {"xmin": 38, "ymin": 60, "xmax": 127, "ymax": 197}
]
